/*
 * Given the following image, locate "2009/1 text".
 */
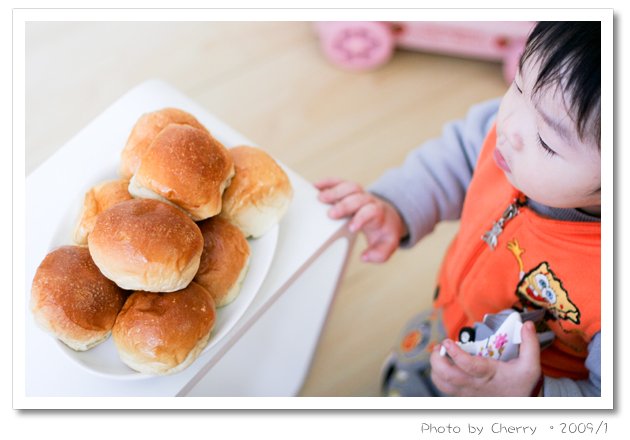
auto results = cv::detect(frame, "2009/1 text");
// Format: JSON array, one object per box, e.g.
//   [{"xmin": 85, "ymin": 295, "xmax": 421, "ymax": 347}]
[{"xmin": 559, "ymin": 422, "xmax": 607, "ymax": 434}]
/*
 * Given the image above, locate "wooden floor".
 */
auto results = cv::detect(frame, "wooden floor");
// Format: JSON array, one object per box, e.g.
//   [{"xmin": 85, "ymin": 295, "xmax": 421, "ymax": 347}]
[{"xmin": 26, "ymin": 21, "xmax": 507, "ymax": 396}]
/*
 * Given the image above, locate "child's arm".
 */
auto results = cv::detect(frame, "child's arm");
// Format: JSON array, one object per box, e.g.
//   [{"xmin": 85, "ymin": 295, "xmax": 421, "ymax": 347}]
[
  {"xmin": 316, "ymin": 98, "xmax": 499, "ymax": 263},
  {"xmin": 542, "ymin": 332, "xmax": 601, "ymax": 397},
  {"xmin": 369, "ymin": 99, "xmax": 499, "ymax": 248}
]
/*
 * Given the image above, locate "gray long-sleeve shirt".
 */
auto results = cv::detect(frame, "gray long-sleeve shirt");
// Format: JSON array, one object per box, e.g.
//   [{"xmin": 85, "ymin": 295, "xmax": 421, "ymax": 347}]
[{"xmin": 369, "ymin": 99, "xmax": 601, "ymax": 397}]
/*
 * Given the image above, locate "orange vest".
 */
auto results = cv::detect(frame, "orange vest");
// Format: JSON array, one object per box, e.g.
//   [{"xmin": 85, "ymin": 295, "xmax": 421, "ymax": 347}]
[{"xmin": 434, "ymin": 125, "xmax": 601, "ymax": 380}]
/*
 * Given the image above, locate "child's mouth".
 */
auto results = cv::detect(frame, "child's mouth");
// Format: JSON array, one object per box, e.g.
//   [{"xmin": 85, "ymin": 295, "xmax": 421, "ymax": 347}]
[{"xmin": 493, "ymin": 148, "xmax": 511, "ymax": 173}]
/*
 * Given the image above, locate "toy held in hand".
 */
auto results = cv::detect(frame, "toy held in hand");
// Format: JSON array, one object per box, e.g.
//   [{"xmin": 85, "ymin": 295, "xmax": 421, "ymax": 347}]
[{"xmin": 440, "ymin": 309, "xmax": 555, "ymax": 362}]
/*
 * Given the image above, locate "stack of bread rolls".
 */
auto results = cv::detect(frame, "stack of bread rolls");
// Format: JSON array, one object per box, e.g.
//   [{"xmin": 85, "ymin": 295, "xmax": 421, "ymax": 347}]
[{"xmin": 31, "ymin": 107, "xmax": 293, "ymax": 375}]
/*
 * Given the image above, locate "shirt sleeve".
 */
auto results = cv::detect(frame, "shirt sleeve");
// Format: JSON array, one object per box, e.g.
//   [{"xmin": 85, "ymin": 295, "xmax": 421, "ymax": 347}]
[
  {"xmin": 368, "ymin": 98, "xmax": 501, "ymax": 248},
  {"xmin": 542, "ymin": 332, "xmax": 601, "ymax": 397}
]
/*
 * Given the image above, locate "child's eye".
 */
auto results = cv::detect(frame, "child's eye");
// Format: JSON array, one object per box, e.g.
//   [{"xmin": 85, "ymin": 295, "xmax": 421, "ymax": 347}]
[{"xmin": 537, "ymin": 134, "xmax": 557, "ymax": 158}]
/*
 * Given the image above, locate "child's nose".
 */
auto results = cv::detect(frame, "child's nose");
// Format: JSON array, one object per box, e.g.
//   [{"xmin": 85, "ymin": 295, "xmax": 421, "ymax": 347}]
[
  {"xmin": 498, "ymin": 128, "xmax": 524, "ymax": 152},
  {"xmin": 508, "ymin": 132, "xmax": 525, "ymax": 151}
]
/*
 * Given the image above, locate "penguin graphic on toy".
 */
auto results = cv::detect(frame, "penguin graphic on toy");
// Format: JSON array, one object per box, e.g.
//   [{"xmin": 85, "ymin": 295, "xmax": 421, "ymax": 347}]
[{"xmin": 441, "ymin": 308, "xmax": 555, "ymax": 362}]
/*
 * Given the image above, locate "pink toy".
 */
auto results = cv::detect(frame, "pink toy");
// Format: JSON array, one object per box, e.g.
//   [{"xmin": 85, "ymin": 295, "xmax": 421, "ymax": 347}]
[{"xmin": 314, "ymin": 21, "xmax": 535, "ymax": 83}]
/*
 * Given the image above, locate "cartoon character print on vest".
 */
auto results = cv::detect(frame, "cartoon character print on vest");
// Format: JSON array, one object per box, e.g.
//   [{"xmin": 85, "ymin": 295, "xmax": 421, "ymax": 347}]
[{"xmin": 507, "ymin": 239, "xmax": 581, "ymax": 325}]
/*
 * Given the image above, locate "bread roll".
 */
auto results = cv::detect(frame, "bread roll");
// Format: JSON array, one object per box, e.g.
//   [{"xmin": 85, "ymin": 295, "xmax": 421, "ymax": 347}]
[
  {"xmin": 220, "ymin": 146, "xmax": 293, "ymax": 237},
  {"xmin": 194, "ymin": 216, "xmax": 250, "ymax": 307},
  {"xmin": 112, "ymin": 282, "xmax": 216, "ymax": 375},
  {"xmin": 129, "ymin": 124, "xmax": 234, "ymax": 221},
  {"xmin": 74, "ymin": 179, "xmax": 133, "ymax": 245},
  {"xmin": 30, "ymin": 246, "xmax": 127, "ymax": 351},
  {"xmin": 88, "ymin": 198, "xmax": 203, "ymax": 292},
  {"xmin": 120, "ymin": 107, "xmax": 209, "ymax": 179}
]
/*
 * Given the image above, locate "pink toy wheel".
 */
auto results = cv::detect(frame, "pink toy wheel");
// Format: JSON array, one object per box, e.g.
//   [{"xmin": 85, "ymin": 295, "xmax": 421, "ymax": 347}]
[{"xmin": 317, "ymin": 22, "xmax": 395, "ymax": 71}]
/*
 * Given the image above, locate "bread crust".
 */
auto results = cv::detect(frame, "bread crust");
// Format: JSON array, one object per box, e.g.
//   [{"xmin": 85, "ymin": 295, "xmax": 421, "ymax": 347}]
[
  {"xmin": 30, "ymin": 246, "xmax": 127, "ymax": 351},
  {"xmin": 220, "ymin": 146, "xmax": 293, "ymax": 237},
  {"xmin": 130, "ymin": 124, "xmax": 234, "ymax": 220},
  {"xmin": 74, "ymin": 179, "xmax": 132, "ymax": 245},
  {"xmin": 120, "ymin": 108, "xmax": 210, "ymax": 179},
  {"xmin": 88, "ymin": 199, "xmax": 203, "ymax": 292},
  {"xmin": 194, "ymin": 216, "xmax": 250, "ymax": 307},
  {"xmin": 112, "ymin": 282, "xmax": 216, "ymax": 375}
]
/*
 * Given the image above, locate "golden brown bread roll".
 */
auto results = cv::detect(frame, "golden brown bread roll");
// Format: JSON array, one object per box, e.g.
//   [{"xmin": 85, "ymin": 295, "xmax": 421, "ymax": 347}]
[
  {"xmin": 194, "ymin": 216, "xmax": 250, "ymax": 307},
  {"xmin": 220, "ymin": 146, "xmax": 293, "ymax": 237},
  {"xmin": 129, "ymin": 124, "xmax": 235, "ymax": 221},
  {"xmin": 112, "ymin": 282, "xmax": 216, "ymax": 375},
  {"xmin": 120, "ymin": 107, "xmax": 210, "ymax": 179},
  {"xmin": 30, "ymin": 246, "xmax": 127, "ymax": 351},
  {"xmin": 88, "ymin": 198, "xmax": 203, "ymax": 292},
  {"xmin": 74, "ymin": 179, "xmax": 133, "ymax": 245}
]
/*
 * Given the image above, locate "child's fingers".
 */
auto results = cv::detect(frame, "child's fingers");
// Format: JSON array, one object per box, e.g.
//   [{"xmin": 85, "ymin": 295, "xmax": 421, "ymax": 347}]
[
  {"xmin": 314, "ymin": 177, "xmax": 344, "ymax": 191},
  {"xmin": 349, "ymin": 202, "xmax": 381, "ymax": 232},
  {"xmin": 328, "ymin": 193, "xmax": 373, "ymax": 219},
  {"xmin": 361, "ymin": 235, "xmax": 398, "ymax": 263},
  {"xmin": 441, "ymin": 339, "xmax": 492, "ymax": 379},
  {"xmin": 429, "ymin": 345, "xmax": 470, "ymax": 394},
  {"xmin": 318, "ymin": 181, "xmax": 364, "ymax": 203},
  {"xmin": 517, "ymin": 321, "xmax": 541, "ymax": 367}
]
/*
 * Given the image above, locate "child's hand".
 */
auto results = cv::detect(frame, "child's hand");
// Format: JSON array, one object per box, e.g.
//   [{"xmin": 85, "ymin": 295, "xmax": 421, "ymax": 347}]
[
  {"xmin": 429, "ymin": 321, "xmax": 542, "ymax": 396},
  {"xmin": 315, "ymin": 178, "xmax": 407, "ymax": 263}
]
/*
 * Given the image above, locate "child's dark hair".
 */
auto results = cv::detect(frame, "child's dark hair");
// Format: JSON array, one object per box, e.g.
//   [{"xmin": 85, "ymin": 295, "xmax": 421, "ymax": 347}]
[{"xmin": 520, "ymin": 21, "xmax": 601, "ymax": 147}]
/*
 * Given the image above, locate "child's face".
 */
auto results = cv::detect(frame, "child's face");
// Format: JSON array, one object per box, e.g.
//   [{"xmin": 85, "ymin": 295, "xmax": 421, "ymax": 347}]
[{"xmin": 495, "ymin": 57, "xmax": 601, "ymax": 213}]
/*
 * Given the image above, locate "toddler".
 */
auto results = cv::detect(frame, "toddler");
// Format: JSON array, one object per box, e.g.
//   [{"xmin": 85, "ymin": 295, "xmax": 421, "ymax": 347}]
[{"xmin": 316, "ymin": 22, "xmax": 601, "ymax": 397}]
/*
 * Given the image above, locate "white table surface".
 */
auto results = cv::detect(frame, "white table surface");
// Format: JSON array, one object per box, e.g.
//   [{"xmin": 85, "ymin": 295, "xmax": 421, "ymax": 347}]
[{"xmin": 23, "ymin": 80, "xmax": 349, "ymax": 400}]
